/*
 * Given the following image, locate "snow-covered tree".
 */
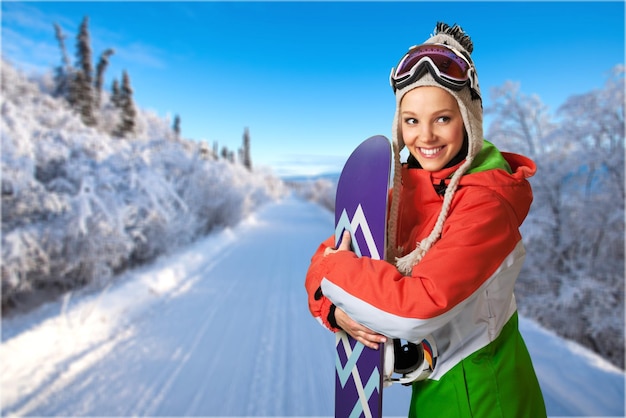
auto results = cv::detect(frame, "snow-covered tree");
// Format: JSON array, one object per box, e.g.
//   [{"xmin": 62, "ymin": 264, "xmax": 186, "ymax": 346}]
[
  {"xmin": 486, "ymin": 65, "xmax": 625, "ymax": 368},
  {"xmin": 486, "ymin": 80, "xmax": 558, "ymax": 158},
  {"xmin": 73, "ymin": 16, "xmax": 96, "ymax": 127},
  {"xmin": 1, "ymin": 59, "xmax": 286, "ymax": 313},
  {"xmin": 290, "ymin": 177, "xmax": 336, "ymax": 212},
  {"xmin": 173, "ymin": 115, "xmax": 181, "ymax": 139},
  {"xmin": 241, "ymin": 127, "xmax": 252, "ymax": 170},
  {"xmin": 114, "ymin": 71, "xmax": 136, "ymax": 138},
  {"xmin": 95, "ymin": 48, "xmax": 115, "ymax": 107},
  {"xmin": 111, "ymin": 79, "xmax": 121, "ymax": 108},
  {"xmin": 52, "ymin": 23, "xmax": 73, "ymax": 100}
]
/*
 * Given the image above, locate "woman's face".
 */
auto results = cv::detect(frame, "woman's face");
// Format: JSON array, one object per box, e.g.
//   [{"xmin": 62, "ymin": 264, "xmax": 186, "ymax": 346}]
[{"xmin": 400, "ymin": 86, "xmax": 465, "ymax": 172}]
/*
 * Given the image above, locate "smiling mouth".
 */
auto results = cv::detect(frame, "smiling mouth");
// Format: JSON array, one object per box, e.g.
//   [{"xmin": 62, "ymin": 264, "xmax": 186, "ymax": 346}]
[{"xmin": 420, "ymin": 147, "xmax": 444, "ymax": 157}]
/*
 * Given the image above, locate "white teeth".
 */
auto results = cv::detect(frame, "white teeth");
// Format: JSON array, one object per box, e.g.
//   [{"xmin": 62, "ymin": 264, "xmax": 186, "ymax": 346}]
[{"xmin": 421, "ymin": 147, "xmax": 442, "ymax": 156}]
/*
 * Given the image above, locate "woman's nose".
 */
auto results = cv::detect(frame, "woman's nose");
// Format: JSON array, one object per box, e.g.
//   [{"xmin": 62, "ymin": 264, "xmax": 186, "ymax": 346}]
[{"xmin": 419, "ymin": 124, "xmax": 434, "ymax": 142}]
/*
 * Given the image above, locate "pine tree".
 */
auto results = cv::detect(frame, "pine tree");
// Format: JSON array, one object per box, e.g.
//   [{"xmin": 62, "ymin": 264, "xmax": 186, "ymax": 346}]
[
  {"xmin": 111, "ymin": 79, "xmax": 121, "ymax": 108},
  {"xmin": 95, "ymin": 48, "xmax": 114, "ymax": 107},
  {"xmin": 74, "ymin": 16, "xmax": 96, "ymax": 126},
  {"xmin": 173, "ymin": 115, "xmax": 181, "ymax": 139},
  {"xmin": 53, "ymin": 23, "xmax": 73, "ymax": 100},
  {"xmin": 76, "ymin": 16, "xmax": 93, "ymax": 90},
  {"xmin": 114, "ymin": 70, "xmax": 136, "ymax": 138},
  {"xmin": 241, "ymin": 127, "xmax": 252, "ymax": 170}
]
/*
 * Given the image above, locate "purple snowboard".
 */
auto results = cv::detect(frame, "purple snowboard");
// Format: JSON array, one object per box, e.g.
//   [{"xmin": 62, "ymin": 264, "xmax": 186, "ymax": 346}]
[{"xmin": 334, "ymin": 135, "xmax": 391, "ymax": 418}]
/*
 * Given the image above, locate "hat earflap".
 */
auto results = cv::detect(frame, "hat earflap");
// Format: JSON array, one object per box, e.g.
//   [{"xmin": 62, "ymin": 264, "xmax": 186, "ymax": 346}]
[{"xmin": 386, "ymin": 96, "xmax": 408, "ymax": 263}]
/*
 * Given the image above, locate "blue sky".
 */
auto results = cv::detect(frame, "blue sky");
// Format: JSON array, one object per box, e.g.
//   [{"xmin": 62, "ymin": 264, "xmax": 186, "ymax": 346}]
[{"xmin": 2, "ymin": 1, "xmax": 624, "ymax": 177}]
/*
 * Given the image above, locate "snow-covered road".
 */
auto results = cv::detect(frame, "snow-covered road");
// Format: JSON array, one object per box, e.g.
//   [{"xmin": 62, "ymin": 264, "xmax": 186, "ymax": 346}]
[{"xmin": 1, "ymin": 196, "xmax": 624, "ymax": 417}]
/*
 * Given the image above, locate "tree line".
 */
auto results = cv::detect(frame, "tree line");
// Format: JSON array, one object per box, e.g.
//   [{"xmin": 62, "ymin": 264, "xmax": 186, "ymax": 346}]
[
  {"xmin": 51, "ymin": 16, "xmax": 252, "ymax": 170},
  {"xmin": 486, "ymin": 67, "xmax": 625, "ymax": 368},
  {"xmin": 53, "ymin": 16, "xmax": 135, "ymax": 137}
]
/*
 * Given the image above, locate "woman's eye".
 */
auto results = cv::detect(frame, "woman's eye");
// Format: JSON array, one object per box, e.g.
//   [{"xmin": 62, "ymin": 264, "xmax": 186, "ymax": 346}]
[
  {"xmin": 436, "ymin": 116, "xmax": 450, "ymax": 123},
  {"xmin": 405, "ymin": 118, "xmax": 417, "ymax": 125}
]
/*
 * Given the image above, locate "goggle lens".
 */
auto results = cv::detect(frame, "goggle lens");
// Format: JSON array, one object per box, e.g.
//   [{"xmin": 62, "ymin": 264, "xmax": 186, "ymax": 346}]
[{"xmin": 391, "ymin": 43, "xmax": 477, "ymax": 94}]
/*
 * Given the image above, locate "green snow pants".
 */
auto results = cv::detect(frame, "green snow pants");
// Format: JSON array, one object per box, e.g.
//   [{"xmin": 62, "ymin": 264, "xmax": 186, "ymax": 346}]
[{"xmin": 409, "ymin": 313, "xmax": 547, "ymax": 417}]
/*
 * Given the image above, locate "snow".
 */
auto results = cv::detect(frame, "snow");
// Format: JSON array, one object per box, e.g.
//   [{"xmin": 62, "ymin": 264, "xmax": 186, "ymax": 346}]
[
  {"xmin": 2, "ymin": 196, "xmax": 624, "ymax": 417},
  {"xmin": 1, "ymin": 58, "xmax": 287, "ymax": 312}
]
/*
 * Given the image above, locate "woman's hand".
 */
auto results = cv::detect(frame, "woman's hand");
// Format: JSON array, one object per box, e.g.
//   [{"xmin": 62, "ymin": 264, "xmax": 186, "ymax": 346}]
[
  {"xmin": 324, "ymin": 230, "xmax": 352, "ymax": 256},
  {"xmin": 323, "ymin": 231, "xmax": 386, "ymax": 349},
  {"xmin": 334, "ymin": 306, "xmax": 386, "ymax": 350}
]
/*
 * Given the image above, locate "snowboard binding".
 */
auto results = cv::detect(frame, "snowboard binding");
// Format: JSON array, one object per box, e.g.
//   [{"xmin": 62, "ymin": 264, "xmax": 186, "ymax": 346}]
[{"xmin": 383, "ymin": 335, "xmax": 438, "ymax": 386}]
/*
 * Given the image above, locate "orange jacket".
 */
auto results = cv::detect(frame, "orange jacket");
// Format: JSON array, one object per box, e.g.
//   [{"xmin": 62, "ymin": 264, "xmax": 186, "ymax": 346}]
[{"xmin": 305, "ymin": 142, "xmax": 536, "ymax": 379}]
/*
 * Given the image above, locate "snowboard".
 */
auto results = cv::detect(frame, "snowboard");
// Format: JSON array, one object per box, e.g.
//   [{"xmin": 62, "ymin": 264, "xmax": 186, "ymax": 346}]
[{"xmin": 333, "ymin": 135, "xmax": 392, "ymax": 418}]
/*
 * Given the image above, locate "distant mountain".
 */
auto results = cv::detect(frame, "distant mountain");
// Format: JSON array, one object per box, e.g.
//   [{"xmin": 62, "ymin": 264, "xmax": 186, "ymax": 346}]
[{"xmin": 281, "ymin": 172, "xmax": 340, "ymax": 184}]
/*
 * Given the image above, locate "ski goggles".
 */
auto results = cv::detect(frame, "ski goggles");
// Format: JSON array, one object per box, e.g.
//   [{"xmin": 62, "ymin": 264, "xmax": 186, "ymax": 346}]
[{"xmin": 389, "ymin": 43, "xmax": 479, "ymax": 97}]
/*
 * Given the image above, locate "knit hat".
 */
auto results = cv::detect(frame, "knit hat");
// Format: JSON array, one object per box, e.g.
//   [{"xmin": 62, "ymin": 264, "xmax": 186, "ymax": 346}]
[{"xmin": 387, "ymin": 22, "xmax": 484, "ymax": 274}]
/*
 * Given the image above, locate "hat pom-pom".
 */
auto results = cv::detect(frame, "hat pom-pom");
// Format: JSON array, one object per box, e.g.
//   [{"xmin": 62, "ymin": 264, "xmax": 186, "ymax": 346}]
[{"xmin": 434, "ymin": 22, "xmax": 474, "ymax": 55}]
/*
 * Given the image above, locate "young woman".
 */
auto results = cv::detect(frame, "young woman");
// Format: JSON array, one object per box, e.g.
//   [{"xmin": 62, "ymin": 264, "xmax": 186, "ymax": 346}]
[{"xmin": 305, "ymin": 22, "xmax": 547, "ymax": 417}]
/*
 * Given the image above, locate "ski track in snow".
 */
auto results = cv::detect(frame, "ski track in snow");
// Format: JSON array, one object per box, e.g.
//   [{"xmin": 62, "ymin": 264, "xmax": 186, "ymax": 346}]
[{"xmin": 1, "ymin": 195, "xmax": 624, "ymax": 417}]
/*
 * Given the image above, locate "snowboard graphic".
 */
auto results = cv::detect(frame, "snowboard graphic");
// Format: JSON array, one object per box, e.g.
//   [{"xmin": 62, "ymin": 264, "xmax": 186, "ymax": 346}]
[{"xmin": 334, "ymin": 135, "xmax": 391, "ymax": 418}]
